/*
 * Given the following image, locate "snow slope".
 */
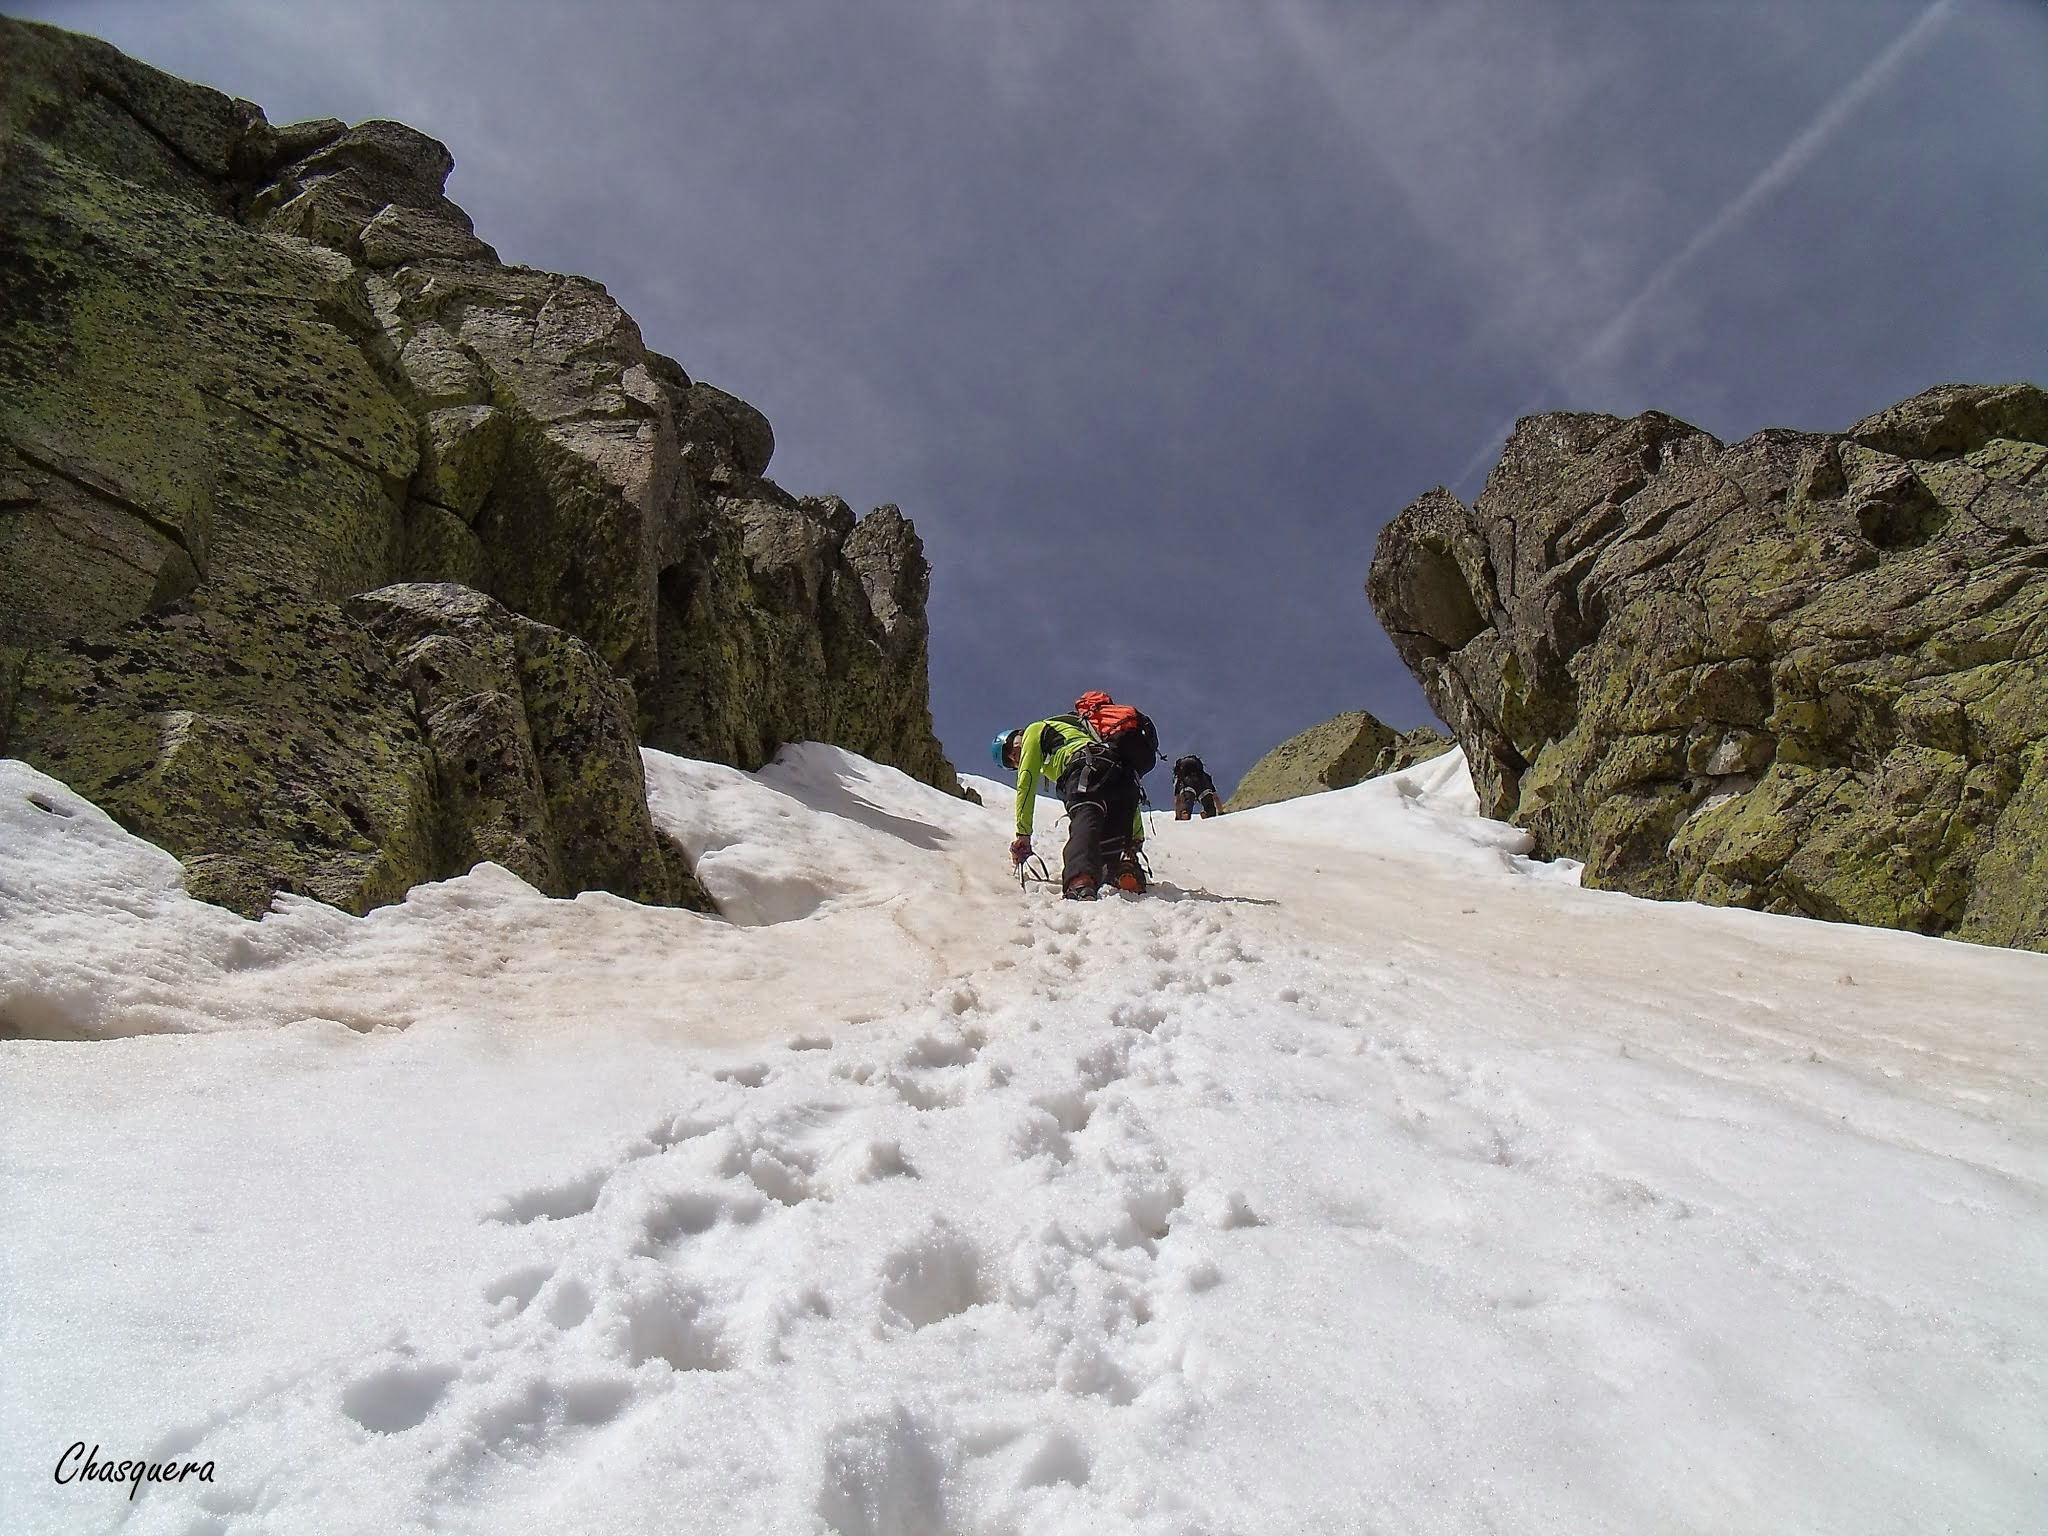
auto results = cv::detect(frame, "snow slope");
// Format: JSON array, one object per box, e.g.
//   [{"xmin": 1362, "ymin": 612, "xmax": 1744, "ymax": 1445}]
[{"xmin": 1, "ymin": 745, "xmax": 2043, "ymax": 1535}]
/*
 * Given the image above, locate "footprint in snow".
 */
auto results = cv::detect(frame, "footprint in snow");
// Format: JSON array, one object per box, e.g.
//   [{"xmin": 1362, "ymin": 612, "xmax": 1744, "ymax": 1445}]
[
  {"xmin": 486, "ymin": 1167, "xmax": 608, "ymax": 1224},
  {"xmin": 648, "ymin": 1112, "xmax": 722, "ymax": 1147},
  {"xmin": 899, "ymin": 1023, "xmax": 985, "ymax": 1069},
  {"xmin": 339, "ymin": 1356, "xmax": 458, "ymax": 1434},
  {"xmin": 1014, "ymin": 1429, "xmax": 1092, "ymax": 1489},
  {"xmin": 544, "ymin": 1274, "xmax": 595, "ymax": 1327},
  {"xmin": 879, "ymin": 1224, "xmax": 989, "ymax": 1330},
  {"xmin": 638, "ymin": 1187, "xmax": 752, "ymax": 1251},
  {"xmin": 611, "ymin": 1273, "xmax": 731, "ymax": 1372},
  {"xmin": 814, "ymin": 1406, "xmax": 958, "ymax": 1535},
  {"xmin": 713, "ymin": 1061, "xmax": 773, "ymax": 1088},
  {"xmin": 483, "ymin": 1263, "xmax": 554, "ymax": 1313}
]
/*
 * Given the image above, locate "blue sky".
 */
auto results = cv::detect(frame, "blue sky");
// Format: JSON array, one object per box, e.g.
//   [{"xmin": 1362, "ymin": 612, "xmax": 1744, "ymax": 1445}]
[{"xmin": 17, "ymin": 0, "xmax": 2046, "ymax": 795}]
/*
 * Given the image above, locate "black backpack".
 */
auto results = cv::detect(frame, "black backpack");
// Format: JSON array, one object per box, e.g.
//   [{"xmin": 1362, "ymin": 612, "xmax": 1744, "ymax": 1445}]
[{"xmin": 1173, "ymin": 754, "xmax": 1205, "ymax": 783}]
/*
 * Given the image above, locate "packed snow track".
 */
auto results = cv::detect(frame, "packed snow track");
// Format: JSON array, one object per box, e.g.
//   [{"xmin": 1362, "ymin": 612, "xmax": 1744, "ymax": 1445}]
[{"xmin": 2, "ymin": 746, "xmax": 2042, "ymax": 1534}]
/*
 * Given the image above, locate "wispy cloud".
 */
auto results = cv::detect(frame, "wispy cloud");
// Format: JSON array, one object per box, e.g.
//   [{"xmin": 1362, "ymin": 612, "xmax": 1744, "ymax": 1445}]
[
  {"xmin": 1575, "ymin": 0, "xmax": 1958, "ymax": 376},
  {"xmin": 1447, "ymin": 0, "xmax": 1958, "ymax": 498}
]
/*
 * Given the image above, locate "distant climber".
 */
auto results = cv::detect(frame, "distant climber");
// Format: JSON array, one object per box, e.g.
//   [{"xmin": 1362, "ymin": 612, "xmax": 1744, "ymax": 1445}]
[
  {"xmin": 995, "ymin": 692, "xmax": 1158, "ymax": 899},
  {"xmin": 1171, "ymin": 754, "xmax": 1223, "ymax": 820}
]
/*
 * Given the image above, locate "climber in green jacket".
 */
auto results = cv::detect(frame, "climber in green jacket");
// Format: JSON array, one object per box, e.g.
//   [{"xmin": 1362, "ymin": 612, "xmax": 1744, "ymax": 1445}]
[{"xmin": 993, "ymin": 715, "xmax": 1146, "ymax": 900}]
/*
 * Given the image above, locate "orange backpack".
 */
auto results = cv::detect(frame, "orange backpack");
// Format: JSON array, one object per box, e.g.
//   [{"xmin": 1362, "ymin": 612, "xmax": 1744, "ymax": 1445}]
[{"xmin": 1073, "ymin": 691, "xmax": 1160, "ymax": 775}]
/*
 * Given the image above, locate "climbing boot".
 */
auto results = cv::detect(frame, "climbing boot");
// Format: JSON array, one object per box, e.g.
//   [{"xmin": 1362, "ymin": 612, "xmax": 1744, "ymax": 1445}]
[{"xmin": 1110, "ymin": 849, "xmax": 1146, "ymax": 894}]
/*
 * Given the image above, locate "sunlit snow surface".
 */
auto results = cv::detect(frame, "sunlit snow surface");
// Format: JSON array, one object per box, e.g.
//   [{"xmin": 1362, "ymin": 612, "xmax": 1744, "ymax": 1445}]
[{"xmin": 2, "ymin": 745, "xmax": 2043, "ymax": 1535}]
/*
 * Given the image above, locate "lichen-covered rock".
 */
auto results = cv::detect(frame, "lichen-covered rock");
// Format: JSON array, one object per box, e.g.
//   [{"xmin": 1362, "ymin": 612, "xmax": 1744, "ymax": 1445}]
[
  {"xmin": 838, "ymin": 504, "xmax": 958, "ymax": 790},
  {"xmin": 1, "ymin": 585, "xmax": 439, "ymax": 916},
  {"xmin": 1368, "ymin": 382, "xmax": 2048, "ymax": 951},
  {"xmin": 639, "ymin": 489, "xmax": 961, "ymax": 792},
  {"xmin": 0, "ymin": 15, "xmax": 259, "ymax": 211},
  {"xmin": 350, "ymin": 228, "xmax": 959, "ymax": 795},
  {"xmin": 1371, "ymin": 725, "xmax": 1456, "ymax": 783},
  {"xmin": 1226, "ymin": 711, "xmax": 1452, "ymax": 812},
  {"xmin": 0, "ymin": 102, "xmax": 421, "ymax": 616},
  {"xmin": 358, "ymin": 204, "xmax": 497, "ymax": 268},
  {"xmin": 677, "ymin": 382, "xmax": 776, "ymax": 489},
  {"xmin": 0, "ymin": 15, "xmax": 960, "ymax": 916},
  {"xmin": 344, "ymin": 583, "xmax": 708, "ymax": 910},
  {"xmin": 244, "ymin": 118, "xmax": 487, "ymax": 266},
  {"xmin": 0, "ymin": 579, "xmax": 709, "ymax": 917}
]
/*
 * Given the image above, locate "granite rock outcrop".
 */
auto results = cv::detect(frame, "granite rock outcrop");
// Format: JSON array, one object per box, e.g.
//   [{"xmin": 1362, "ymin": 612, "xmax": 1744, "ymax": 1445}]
[
  {"xmin": 1368, "ymin": 383, "xmax": 2048, "ymax": 951},
  {"xmin": 0, "ymin": 17, "xmax": 958, "ymax": 915}
]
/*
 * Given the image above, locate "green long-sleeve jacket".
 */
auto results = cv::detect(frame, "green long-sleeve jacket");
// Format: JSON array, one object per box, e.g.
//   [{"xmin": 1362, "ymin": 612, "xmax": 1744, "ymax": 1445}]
[{"xmin": 1012, "ymin": 717, "xmax": 1145, "ymax": 841}]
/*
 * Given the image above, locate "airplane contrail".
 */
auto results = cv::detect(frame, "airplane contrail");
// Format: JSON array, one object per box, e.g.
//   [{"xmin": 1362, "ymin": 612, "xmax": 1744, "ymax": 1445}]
[{"xmin": 1449, "ymin": 0, "xmax": 1958, "ymax": 499}]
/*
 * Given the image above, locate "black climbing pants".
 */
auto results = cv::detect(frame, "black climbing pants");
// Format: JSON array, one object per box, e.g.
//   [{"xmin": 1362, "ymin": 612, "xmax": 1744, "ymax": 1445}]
[{"xmin": 1056, "ymin": 745, "xmax": 1140, "ymax": 888}]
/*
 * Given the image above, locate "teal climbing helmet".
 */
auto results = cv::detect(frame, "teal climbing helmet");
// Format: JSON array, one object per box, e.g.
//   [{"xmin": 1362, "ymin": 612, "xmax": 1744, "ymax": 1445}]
[{"xmin": 990, "ymin": 728, "xmax": 1020, "ymax": 768}]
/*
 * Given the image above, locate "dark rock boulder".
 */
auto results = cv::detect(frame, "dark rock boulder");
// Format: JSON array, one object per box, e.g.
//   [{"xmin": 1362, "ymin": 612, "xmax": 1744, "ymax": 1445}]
[
  {"xmin": 244, "ymin": 118, "xmax": 493, "ymax": 265},
  {"xmin": 3, "ymin": 587, "xmax": 439, "ymax": 917},
  {"xmin": 345, "ymin": 583, "xmax": 711, "ymax": 913},
  {"xmin": 639, "ymin": 489, "xmax": 955, "ymax": 786},
  {"xmin": 1368, "ymin": 382, "xmax": 2048, "ymax": 951},
  {"xmin": 0, "ymin": 16, "xmax": 959, "ymax": 917},
  {"xmin": 1226, "ymin": 711, "xmax": 1453, "ymax": 813},
  {"xmin": 677, "ymin": 381, "xmax": 776, "ymax": 489},
  {"xmin": 0, "ymin": 580, "xmax": 711, "ymax": 917},
  {"xmin": 1373, "ymin": 725, "xmax": 1456, "ymax": 782}
]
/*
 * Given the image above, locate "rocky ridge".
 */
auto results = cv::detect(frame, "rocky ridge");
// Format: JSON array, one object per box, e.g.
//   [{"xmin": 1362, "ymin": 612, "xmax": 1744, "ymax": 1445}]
[
  {"xmin": 0, "ymin": 18, "xmax": 958, "ymax": 917},
  {"xmin": 1368, "ymin": 382, "xmax": 2048, "ymax": 951}
]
